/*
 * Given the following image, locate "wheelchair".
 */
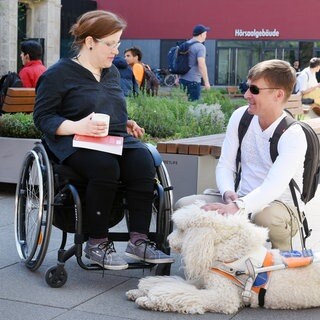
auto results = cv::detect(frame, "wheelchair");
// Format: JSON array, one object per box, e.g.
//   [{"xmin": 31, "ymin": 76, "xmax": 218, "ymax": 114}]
[{"xmin": 14, "ymin": 142, "xmax": 174, "ymax": 288}]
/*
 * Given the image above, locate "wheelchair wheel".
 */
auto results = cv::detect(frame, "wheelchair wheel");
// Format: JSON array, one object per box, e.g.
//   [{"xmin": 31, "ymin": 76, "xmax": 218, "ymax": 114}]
[
  {"xmin": 14, "ymin": 143, "xmax": 54, "ymax": 271},
  {"xmin": 164, "ymin": 74, "xmax": 176, "ymax": 87},
  {"xmin": 151, "ymin": 161, "xmax": 174, "ymax": 254},
  {"xmin": 45, "ymin": 265, "xmax": 68, "ymax": 288}
]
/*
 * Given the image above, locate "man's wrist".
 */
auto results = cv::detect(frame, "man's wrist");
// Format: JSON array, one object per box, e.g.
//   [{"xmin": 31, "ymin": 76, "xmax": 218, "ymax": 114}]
[{"xmin": 233, "ymin": 199, "xmax": 245, "ymax": 210}]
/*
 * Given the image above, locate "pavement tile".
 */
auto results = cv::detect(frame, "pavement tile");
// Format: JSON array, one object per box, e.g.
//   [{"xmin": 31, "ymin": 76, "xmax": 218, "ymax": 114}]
[
  {"xmin": 0, "ymin": 299, "xmax": 65, "ymax": 320},
  {"xmin": 1, "ymin": 186, "xmax": 320, "ymax": 320}
]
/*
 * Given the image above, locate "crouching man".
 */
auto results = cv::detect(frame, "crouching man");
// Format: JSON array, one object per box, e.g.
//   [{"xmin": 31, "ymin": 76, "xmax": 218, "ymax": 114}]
[{"xmin": 176, "ymin": 59, "xmax": 306, "ymax": 251}]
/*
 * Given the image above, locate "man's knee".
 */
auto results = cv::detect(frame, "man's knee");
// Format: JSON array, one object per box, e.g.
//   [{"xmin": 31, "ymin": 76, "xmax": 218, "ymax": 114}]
[{"xmin": 252, "ymin": 202, "xmax": 298, "ymax": 250}]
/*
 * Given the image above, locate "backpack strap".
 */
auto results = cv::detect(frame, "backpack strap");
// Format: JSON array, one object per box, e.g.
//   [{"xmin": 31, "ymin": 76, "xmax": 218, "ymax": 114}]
[
  {"xmin": 235, "ymin": 108, "xmax": 254, "ymax": 190},
  {"xmin": 269, "ymin": 115, "xmax": 300, "ymax": 199},
  {"xmin": 269, "ymin": 115, "xmax": 296, "ymax": 162},
  {"xmin": 269, "ymin": 114, "xmax": 312, "ymax": 249},
  {"xmin": 179, "ymin": 40, "xmax": 199, "ymax": 52}
]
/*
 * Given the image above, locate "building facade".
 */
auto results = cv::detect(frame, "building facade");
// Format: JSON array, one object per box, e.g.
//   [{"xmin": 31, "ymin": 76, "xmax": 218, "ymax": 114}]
[
  {"xmin": 2, "ymin": 0, "xmax": 320, "ymax": 86},
  {"xmin": 97, "ymin": 0, "xmax": 320, "ymax": 86}
]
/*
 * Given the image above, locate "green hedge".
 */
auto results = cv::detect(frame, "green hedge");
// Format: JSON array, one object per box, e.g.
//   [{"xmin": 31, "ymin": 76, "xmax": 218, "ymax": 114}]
[
  {"xmin": 0, "ymin": 113, "xmax": 41, "ymax": 138},
  {"xmin": 0, "ymin": 88, "xmax": 246, "ymax": 141},
  {"xmin": 128, "ymin": 87, "xmax": 246, "ymax": 141}
]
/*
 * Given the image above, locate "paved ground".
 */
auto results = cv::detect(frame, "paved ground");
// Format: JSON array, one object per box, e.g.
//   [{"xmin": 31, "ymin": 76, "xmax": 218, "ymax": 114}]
[{"xmin": 1, "ymin": 183, "xmax": 320, "ymax": 320}]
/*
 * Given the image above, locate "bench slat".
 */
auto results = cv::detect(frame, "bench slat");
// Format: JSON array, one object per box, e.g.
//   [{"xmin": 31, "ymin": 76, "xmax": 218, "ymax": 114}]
[
  {"xmin": 2, "ymin": 103, "xmax": 35, "ymax": 113},
  {"xmin": 6, "ymin": 87, "xmax": 36, "ymax": 97},
  {"xmin": 4, "ymin": 96, "xmax": 35, "ymax": 105},
  {"xmin": 2, "ymin": 87, "xmax": 36, "ymax": 113}
]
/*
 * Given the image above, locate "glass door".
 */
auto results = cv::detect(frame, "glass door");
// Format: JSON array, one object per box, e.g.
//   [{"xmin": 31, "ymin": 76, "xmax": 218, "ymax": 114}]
[{"xmin": 216, "ymin": 48, "xmax": 251, "ymax": 86}]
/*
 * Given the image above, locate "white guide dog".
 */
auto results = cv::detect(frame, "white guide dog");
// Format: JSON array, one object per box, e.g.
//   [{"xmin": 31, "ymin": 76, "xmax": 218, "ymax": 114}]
[{"xmin": 126, "ymin": 204, "xmax": 320, "ymax": 314}]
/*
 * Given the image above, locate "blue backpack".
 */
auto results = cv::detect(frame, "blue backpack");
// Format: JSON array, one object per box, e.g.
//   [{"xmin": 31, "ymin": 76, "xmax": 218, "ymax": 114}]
[{"xmin": 167, "ymin": 41, "xmax": 198, "ymax": 75}]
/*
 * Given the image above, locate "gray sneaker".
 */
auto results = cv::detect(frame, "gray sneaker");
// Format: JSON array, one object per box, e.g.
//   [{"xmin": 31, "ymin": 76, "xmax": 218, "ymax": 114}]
[
  {"xmin": 84, "ymin": 240, "xmax": 128, "ymax": 270},
  {"xmin": 125, "ymin": 239, "xmax": 175, "ymax": 264}
]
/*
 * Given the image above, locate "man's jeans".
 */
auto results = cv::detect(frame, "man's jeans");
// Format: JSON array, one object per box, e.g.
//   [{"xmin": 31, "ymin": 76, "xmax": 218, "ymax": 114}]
[{"xmin": 179, "ymin": 79, "xmax": 201, "ymax": 101}]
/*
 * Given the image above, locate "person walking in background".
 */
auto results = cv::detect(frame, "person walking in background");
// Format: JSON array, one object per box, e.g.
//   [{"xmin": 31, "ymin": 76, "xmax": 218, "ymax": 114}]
[
  {"xmin": 19, "ymin": 40, "xmax": 46, "ymax": 88},
  {"xmin": 179, "ymin": 24, "xmax": 211, "ymax": 101},
  {"xmin": 113, "ymin": 55, "xmax": 139, "ymax": 97},
  {"xmin": 124, "ymin": 47, "xmax": 145, "ymax": 88}
]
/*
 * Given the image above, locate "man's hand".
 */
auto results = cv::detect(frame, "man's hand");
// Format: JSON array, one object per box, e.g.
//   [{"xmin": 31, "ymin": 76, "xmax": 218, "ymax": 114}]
[
  {"xmin": 201, "ymin": 202, "xmax": 239, "ymax": 215},
  {"xmin": 223, "ymin": 191, "xmax": 238, "ymax": 204}
]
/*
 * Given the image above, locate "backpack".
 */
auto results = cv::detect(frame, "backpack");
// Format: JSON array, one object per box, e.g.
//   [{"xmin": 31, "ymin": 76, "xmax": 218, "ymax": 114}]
[
  {"xmin": 141, "ymin": 64, "xmax": 160, "ymax": 96},
  {"xmin": 0, "ymin": 71, "xmax": 23, "ymax": 111},
  {"xmin": 167, "ymin": 41, "xmax": 199, "ymax": 75},
  {"xmin": 235, "ymin": 108, "xmax": 320, "ymax": 247}
]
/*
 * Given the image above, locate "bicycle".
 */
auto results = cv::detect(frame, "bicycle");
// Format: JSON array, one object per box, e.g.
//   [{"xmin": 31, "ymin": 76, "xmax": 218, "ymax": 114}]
[{"xmin": 153, "ymin": 68, "xmax": 179, "ymax": 87}]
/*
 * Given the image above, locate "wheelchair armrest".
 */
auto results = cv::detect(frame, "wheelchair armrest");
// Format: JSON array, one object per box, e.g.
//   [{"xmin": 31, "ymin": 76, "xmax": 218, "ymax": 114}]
[{"xmin": 145, "ymin": 143, "xmax": 163, "ymax": 167}]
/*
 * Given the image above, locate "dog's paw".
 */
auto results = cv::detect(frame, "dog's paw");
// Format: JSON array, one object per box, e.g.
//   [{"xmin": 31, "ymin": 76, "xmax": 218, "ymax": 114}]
[
  {"xmin": 135, "ymin": 296, "xmax": 156, "ymax": 310},
  {"xmin": 126, "ymin": 289, "xmax": 144, "ymax": 301}
]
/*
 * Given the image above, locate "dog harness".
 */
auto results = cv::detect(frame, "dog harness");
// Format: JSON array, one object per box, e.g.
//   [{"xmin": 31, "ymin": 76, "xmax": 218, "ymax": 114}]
[{"xmin": 211, "ymin": 247, "xmax": 315, "ymax": 307}]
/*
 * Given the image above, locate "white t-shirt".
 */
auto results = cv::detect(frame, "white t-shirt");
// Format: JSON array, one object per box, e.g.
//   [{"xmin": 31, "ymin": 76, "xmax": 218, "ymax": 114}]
[
  {"xmin": 295, "ymin": 67, "xmax": 318, "ymax": 93},
  {"xmin": 216, "ymin": 106, "xmax": 307, "ymax": 214}
]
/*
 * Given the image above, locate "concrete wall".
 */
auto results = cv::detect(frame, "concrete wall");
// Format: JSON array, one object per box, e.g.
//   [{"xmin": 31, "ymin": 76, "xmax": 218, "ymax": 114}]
[
  {"xmin": 0, "ymin": 0, "xmax": 61, "ymax": 75},
  {"xmin": 0, "ymin": 0, "xmax": 18, "ymax": 73}
]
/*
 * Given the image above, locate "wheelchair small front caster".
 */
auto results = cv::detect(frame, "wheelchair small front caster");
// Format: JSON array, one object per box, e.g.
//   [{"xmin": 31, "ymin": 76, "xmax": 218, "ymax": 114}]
[
  {"xmin": 45, "ymin": 265, "xmax": 68, "ymax": 288},
  {"xmin": 155, "ymin": 263, "xmax": 171, "ymax": 276}
]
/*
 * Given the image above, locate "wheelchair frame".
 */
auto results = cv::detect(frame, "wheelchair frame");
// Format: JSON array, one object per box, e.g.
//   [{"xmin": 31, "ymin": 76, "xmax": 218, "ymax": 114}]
[{"xmin": 14, "ymin": 142, "xmax": 174, "ymax": 287}]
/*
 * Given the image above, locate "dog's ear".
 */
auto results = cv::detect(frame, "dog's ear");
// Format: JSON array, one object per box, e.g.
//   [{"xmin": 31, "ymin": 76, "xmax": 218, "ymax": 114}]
[{"xmin": 181, "ymin": 227, "xmax": 217, "ymax": 280}]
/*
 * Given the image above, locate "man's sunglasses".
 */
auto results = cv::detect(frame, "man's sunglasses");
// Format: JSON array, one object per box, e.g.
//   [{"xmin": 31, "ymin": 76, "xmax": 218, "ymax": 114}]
[{"xmin": 247, "ymin": 84, "xmax": 280, "ymax": 95}]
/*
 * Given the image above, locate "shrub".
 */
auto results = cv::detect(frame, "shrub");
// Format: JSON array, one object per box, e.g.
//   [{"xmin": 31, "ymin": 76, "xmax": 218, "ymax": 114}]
[
  {"xmin": 0, "ymin": 113, "xmax": 41, "ymax": 138},
  {"xmin": 0, "ymin": 88, "xmax": 246, "ymax": 142},
  {"xmin": 184, "ymin": 103, "xmax": 226, "ymax": 137},
  {"xmin": 128, "ymin": 87, "xmax": 246, "ymax": 142}
]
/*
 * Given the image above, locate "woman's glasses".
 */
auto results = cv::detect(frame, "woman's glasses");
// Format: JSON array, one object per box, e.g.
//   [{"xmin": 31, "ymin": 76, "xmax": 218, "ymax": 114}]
[
  {"xmin": 248, "ymin": 84, "xmax": 279, "ymax": 95},
  {"xmin": 95, "ymin": 38, "xmax": 121, "ymax": 49},
  {"xmin": 248, "ymin": 84, "xmax": 280, "ymax": 95}
]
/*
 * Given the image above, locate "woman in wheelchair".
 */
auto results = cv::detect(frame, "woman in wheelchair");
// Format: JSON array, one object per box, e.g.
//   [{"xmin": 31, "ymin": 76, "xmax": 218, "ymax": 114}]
[{"xmin": 33, "ymin": 10, "xmax": 174, "ymax": 270}]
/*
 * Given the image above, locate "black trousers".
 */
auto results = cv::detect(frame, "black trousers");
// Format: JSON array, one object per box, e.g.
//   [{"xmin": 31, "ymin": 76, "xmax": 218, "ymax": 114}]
[{"xmin": 64, "ymin": 146, "xmax": 156, "ymax": 238}]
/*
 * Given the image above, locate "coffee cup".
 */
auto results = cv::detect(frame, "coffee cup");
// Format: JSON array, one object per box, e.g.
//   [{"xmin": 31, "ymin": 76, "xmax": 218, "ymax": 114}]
[{"xmin": 92, "ymin": 113, "xmax": 110, "ymax": 136}]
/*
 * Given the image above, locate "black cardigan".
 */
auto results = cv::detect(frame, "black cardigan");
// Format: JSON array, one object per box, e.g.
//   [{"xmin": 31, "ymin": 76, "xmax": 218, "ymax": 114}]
[{"xmin": 33, "ymin": 58, "xmax": 141, "ymax": 162}]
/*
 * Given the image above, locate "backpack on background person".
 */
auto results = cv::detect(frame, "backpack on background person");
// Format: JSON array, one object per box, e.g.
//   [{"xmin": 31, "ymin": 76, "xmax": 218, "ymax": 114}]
[
  {"xmin": 0, "ymin": 71, "xmax": 23, "ymax": 112},
  {"xmin": 235, "ymin": 108, "xmax": 320, "ymax": 249},
  {"xmin": 168, "ymin": 41, "xmax": 199, "ymax": 75}
]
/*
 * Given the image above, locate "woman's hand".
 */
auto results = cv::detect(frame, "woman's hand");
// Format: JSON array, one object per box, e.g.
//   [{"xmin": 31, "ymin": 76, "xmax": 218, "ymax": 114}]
[
  {"xmin": 127, "ymin": 119, "xmax": 145, "ymax": 138},
  {"xmin": 79, "ymin": 113, "xmax": 109, "ymax": 136},
  {"xmin": 57, "ymin": 113, "xmax": 109, "ymax": 137}
]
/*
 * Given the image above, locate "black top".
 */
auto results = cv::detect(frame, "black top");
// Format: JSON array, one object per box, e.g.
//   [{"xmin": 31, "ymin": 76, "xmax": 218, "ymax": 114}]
[
  {"xmin": 113, "ymin": 56, "xmax": 138, "ymax": 97},
  {"xmin": 33, "ymin": 58, "xmax": 142, "ymax": 162}
]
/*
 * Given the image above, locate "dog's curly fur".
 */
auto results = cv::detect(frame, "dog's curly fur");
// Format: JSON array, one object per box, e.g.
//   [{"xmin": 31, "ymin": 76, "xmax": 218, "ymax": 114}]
[{"xmin": 126, "ymin": 204, "xmax": 320, "ymax": 314}]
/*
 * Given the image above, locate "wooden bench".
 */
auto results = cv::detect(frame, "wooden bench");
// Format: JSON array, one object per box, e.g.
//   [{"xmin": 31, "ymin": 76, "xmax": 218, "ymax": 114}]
[
  {"xmin": 226, "ymin": 86, "xmax": 243, "ymax": 98},
  {"xmin": 157, "ymin": 133, "xmax": 225, "ymax": 158},
  {"xmin": 2, "ymin": 87, "xmax": 35, "ymax": 113},
  {"xmin": 157, "ymin": 135, "xmax": 224, "ymax": 200}
]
